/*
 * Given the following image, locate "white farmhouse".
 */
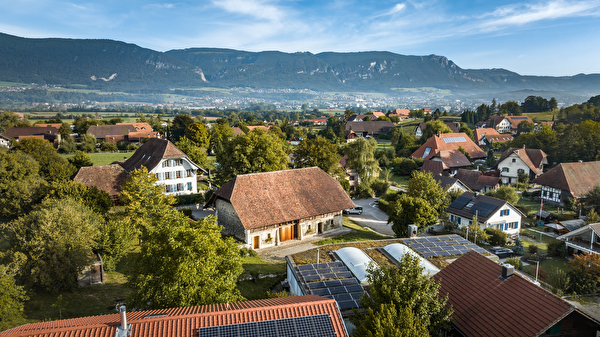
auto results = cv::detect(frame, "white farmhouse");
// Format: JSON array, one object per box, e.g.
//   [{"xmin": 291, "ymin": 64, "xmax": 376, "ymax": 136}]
[
  {"xmin": 446, "ymin": 192, "xmax": 524, "ymax": 238},
  {"xmin": 121, "ymin": 138, "xmax": 204, "ymax": 195},
  {"xmin": 496, "ymin": 147, "xmax": 547, "ymax": 185}
]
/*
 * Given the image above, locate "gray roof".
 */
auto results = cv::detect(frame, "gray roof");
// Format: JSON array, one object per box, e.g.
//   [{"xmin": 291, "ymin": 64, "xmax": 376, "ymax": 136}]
[{"xmin": 446, "ymin": 192, "xmax": 524, "ymax": 223}]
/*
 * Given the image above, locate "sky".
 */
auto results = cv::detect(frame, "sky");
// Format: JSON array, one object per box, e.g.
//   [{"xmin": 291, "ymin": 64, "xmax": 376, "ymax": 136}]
[{"xmin": 2, "ymin": 0, "xmax": 600, "ymax": 76}]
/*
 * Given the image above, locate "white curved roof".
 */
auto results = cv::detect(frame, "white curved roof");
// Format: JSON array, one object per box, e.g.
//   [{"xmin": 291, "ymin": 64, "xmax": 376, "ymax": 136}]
[
  {"xmin": 383, "ymin": 243, "xmax": 440, "ymax": 276},
  {"xmin": 335, "ymin": 247, "xmax": 377, "ymax": 283}
]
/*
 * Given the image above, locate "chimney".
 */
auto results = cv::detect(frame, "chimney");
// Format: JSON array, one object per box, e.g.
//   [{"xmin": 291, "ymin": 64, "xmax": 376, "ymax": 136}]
[
  {"xmin": 116, "ymin": 305, "xmax": 130, "ymax": 337},
  {"xmin": 500, "ymin": 264, "xmax": 514, "ymax": 280},
  {"xmin": 523, "ymin": 144, "xmax": 526, "ymax": 149}
]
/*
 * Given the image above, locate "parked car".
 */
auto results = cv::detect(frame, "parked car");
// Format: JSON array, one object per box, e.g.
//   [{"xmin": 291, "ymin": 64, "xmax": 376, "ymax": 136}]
[
  {"xmin": 489, "ymin": 247, "xmax": 514, "ymax": 258},
  {"xmin": 343, "ymin": 206, "xmax": 363, "ymax": 215}
]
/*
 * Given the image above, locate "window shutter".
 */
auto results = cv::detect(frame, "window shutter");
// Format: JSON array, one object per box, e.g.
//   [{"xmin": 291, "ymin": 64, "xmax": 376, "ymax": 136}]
[{"xmin": 506, "ymin": 209, "xmax": 510, "ymax": 215}]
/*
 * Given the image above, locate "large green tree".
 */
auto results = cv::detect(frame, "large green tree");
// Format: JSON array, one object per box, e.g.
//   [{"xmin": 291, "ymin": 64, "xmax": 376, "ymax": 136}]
[
  {"xmin": 406, "ymin": 171, "xmax": 449, "ymax": 214},
  {"xmin": 420, "ymin": 120, "xmax": 452, "ymax": 140},
  {"xmin": 344, "ymin": 137, "xmax": 379, "ymax": 186},
  {"xmin": 485, "ymin": 185, "xmax": 520, "ymax": 205},
  {"xmin": 216, "ymin": 129, "xmax": 289, "ymax": 183},
  {"xmin": 210, "ymin": 118, "xmax": 235, "ymax": 155},
  {"xmin": 292, "ymin": 136, "xmax": 341, "ymax": 175},
  {"xmin": 388, "ymin": 194, "xmax": 438, "ymax": 238},
  {"xmin": 175, "ymin": 136, "xmax": 211, "ymax": 169},
  {"xmin": 351, "ymin": 254, "xmax": 452, "ymax": 335},
  {"xmin": 0, "ymin": 265, "xmax": 29, "ymax": 331},
  {"xmin": 352, "ymin": 302, "xmax": 429, "ymax": 337},
  {"xmin": 184, "ymin": 122, "xmax": 211, "ymax": 149},
  {"xmin": 170, "ymin": 114, "xmax": 195, "ymax": 141},
  {"xmin": 127, "ymin": 213, "xmax": 244, "ymax": 309},
  {"xmin": 10, "ymin": 137, "xmax": 76, "ymax": 182},
  {"xmin": 67, "ymin": 150, "xmax": 93, "ymax": 170},
  {"xmin": 1, "ymin": 198, "xmax": 101, "ymax": 292}
]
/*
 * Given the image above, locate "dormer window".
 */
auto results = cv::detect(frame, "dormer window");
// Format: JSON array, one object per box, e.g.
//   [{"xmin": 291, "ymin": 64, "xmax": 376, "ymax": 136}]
[{"xmin": 466, "ymin": 202, "xmax": 474, "ymax": 208}]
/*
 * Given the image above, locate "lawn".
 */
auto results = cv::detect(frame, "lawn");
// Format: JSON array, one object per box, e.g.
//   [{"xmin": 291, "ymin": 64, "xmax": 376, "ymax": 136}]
[
  {"xmin": 314, "ymin": 217, "xmax": 388, "ymax": 245},
  {"xmin": 376, "ymin": 140, "xmax": 393, "ymax": 152},
  {"xmin": 62, "ymin": 151, "xmax": 135, "ymax": 166},
  {"xmin": 389, "ymin": 175, "xmax": 410, "ymax": 188},
  {"xmin": 523, "ymin": 111, "xmax": 557, "ymax": 122}
]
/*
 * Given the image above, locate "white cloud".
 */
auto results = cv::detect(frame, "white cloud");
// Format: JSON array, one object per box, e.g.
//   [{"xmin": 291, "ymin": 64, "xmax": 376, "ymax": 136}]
[{"xmin": 212, "ymin": 0, "xmax": 286, "ymax": 22}]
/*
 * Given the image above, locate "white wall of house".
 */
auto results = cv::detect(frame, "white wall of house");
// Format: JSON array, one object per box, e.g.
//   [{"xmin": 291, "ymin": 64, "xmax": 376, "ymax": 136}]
[
  {"xmin": 415, "ymin": 127, "xmax": 423, "ymax": 138},
  {"xmin": 448, "ymin": 205, "xmax": 521, "ymax": 237},
  {"xmin": 496, "ymin": 119, "xmax": 511, "ymax": 133},
  {"xmin": 152, "ymin": 158, "xmax": 198, "ymax": 195},
  {"xmin": 498, "ymin": 153, "xmax": 531, "ymax": 184},
  {"xmin": 447, "ymin": 182, "xmax": 468, "ymax": 193},
  {"xmin": 541, "ymin": 185, "xmax": 563, "ymax": 204}
]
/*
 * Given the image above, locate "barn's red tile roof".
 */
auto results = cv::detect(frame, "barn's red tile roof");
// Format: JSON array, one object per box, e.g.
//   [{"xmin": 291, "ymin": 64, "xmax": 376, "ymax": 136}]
[
  {"xmin": 5, "ymin": 126, "xmax": 59, "ymax": 140},
  {"xmin": 207, "ymin": 167, "xmax": 355, "ymax": 230},
  {"xmin": 120, "ymin": 138, "xmax": 190, "ymax": 172},
  {"xmin": 0, "ymin": 295, "xmax": 346, "ymax": 337},
  {"xmin": 87, "ymin": 125, "xmax": 136, "ymax": 139},
  {"xmin": 410, "ymin": 133, "xmax": 486, "ymax": 160},
  {"xmin": 434, "ymin": 251, "xmax": 573, "ymax": 337},
  {"xmin": 506, "ymin": 116, "xmax": 534, "ymax": 130},
  {"xmin": 533, "ymin": 161, "xmax": 600, "ymax": 198},
  {"xmin": 116, "ymin": 122, "xmax": 153, "ymax": 131},
  {"xmin": 72, "ymin": 164, "xmax": 129, "ymax": 199}
]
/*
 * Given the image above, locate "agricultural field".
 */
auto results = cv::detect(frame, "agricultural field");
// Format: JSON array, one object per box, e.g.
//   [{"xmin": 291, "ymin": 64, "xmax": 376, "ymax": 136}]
[{"xmin": 62, "ymin": 152, "xmax": 135, "ymax": 166}]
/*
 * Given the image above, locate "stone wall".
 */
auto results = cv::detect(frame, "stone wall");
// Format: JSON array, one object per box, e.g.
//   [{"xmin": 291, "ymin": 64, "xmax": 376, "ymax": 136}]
[{"xmin": 215, "ymin": 199, "xmax": 246, "ymax": 241}]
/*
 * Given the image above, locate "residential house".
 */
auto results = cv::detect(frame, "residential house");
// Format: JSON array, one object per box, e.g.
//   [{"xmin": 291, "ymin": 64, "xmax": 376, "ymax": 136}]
[
  {"xmin": 5, "ymin": 126, "xmax": 60, "ymax": 146},
  {"xmin": 420, "ymin": 160, "xmax": 444, "ymax": 176},
  {"xmin": 475, "ymin": 115, "xmax": 511, "ymax": 133},
  {"xmin": 0, "ymin": 134, "xmax": 10, "ymax": 147},
  {"xmin": 0, "ymin": 295, "xmax": 347, "ymax": 337},
  {"xmin": 411, "ymin": 133, "xmax": 486, "ymax": 161},
  {"xmin": 344, "ymin": 121, "xmax": 394, "ymax": 137},
  {"xmin": 432, "ymin": 175, "xmax": 470, "ymax": 193},
  {"xmin": 371, "ymin": 111, "xmax": 385, "ymax": 118},
  {"xmin": 506, "ymin": 115, "xmax": 534, "ymax": 133},
  {"xmin": 290, "ymin": 137, "xmax": 302, "ymax": 146},
  {"xmin": 87, "ymin": 124, "xmax": 135, "ymax": 142},
  {"xmin": 391, "ymin": 108, "xmax": 410, "ymax": 118},
  {"xmin": 413, "ymin": 121, "xmax": 459, "ymax": 138},
  {"xmin": 532, "ymin": 161, "xmax": 600, "ymax": 206},
  {"xmin": 435, "ymin": 251, "xmax": 600, "ymax": 337},
  {"xmin": 345, "ymin": 130, "xmax": 357, "ymax": 143},
  {"xmin": 347, "ymin": 114, "xmax": 372, "ymax": 122},
  {"xmin": 428, "ymin": 150, "xmax": 472, "ymax": 176},
  {"xmin": 423, "ymin": 108, "xmax": 432, "ymax": 115},
  {"xmin": 205, "ymin": 167, "xmax": 354, "ymax": 249},
  {"xmin": 557, "ymin": 223, "xmax": 600, "ymax": 255},
  {"xmin": 453, "ymin": 169, "xmax": 500, "ymax": 193},
  {"xmin": 446, "ymin": 192, "xmax": 523, "ymax": 237},
  {"xmin": 120, "ymin": 138, "xmax": 203, "ymax": 195},
  {"xmin": 496, "ymin": 147, "xmax": 547, "ymax": 184},
  {"xmin": 72, "ymin": 164, "xmax": 129, "ymax": 203},
  {"xmin": 473, "ymin": 128, "xmax": 513, "ymax": 146},
  {"xmin": 308, "ymin": 117, "xmax": 328, "ymax": 126},
  {"xmin": 116, "ymin": 122, "xmax": 153, "ymax": 132},
  {"xmin": 116, "ymin": 122, "xmax": 159, "ymax": 141}
]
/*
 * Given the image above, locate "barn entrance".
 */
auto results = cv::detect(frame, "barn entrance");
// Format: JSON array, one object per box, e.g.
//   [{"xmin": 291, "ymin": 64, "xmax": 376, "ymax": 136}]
[{"xmin": 279, "ymin": 224, "xmax": 299, "ymax": 242}]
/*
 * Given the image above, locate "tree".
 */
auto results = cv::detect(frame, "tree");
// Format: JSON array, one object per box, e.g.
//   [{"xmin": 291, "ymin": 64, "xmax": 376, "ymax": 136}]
[
  {"xmin": 68, "ymin": 150, "xmax": 93, "ymax": 170},
  {"xmin": 485, "ymin": 228, "xmax": 507, "ymax": 246},
  {"xmin": 216, "ymin": 129, "xmax": 289, "ymax": 183},
  {"xmin": 344, "ymin": 137, "xmax": 379, "ymax": 186},
  {"xmin": 582, "ymin": 184, "xmax": 600, "ymax": 215},
  {"xmin": 486, "ymin": 185, "xmax": 520, "ymax": 205},
  {"xmin": 127, "ymin": 213, "xmax": 244, "ymax": 309},
  {"xmin": 170, "ymin": 114, "xmax": 195, "ymax": 141},
  {"xmin": 10, "ymin": 137, "xmax": 76, "ymax": 182},
  {"xmin": 406, "ymin": 171, "xmax": 449, "ymax": 214},
  {"xmin": 351, "ymin": 255, "xmax": 452, "ymax": 335},
  {"xmin": 175, "ymin": 136, "xmax": 211, "ymax": 169},
  {"xmin": 486, "ymin": 148, "xmax": 496, "ymax": 167},
  {"xmin": 210, "ymin": 118, "xmax": 235, "ymax": 155},
  {"xmin": 513, "ymin": 237, "xmax": 525, "ymax": 255},
  {"xmin": 78, "ymin": 133, "xmax": 97, "ymax": 153},
  {"xmin": 567, "ymin": 253, "xmax": 600, "ymax": 294},
  {"xmin": 516, "ymin": 121, "xmax": 534, "ymax": 135},
  {"xmin": 0, "ymin": 111, "xmax": 30, "ymax": 134},
  {"xmin": 96, "ymin": 217, "xmax": 137, "ymax": 271},
  {"xmin": 0, "ymin": 265, "xmax": 29, "ymax": 331},
  {"xmin": 388, "ymin": 194, "xmax": 438, "ymax": 237},
  {"xmin": 420, "ymin": 120, "xmax": 452, "ymax": 140},
  {"xmin": 184, "ymin": 122, "xmax": 211, "ymax": 149},
  {"xmin": 58, "ymin": 122, "xmax": 72, "ymax": 139},
  {"xmin": 292, "ymin": 136, "xmax": 341, "ymax": 175},
  {"xmin": 459, "ymin": 123, "xmax": 474, "ymax": 141},
  {"xmin": 58, "ymin": 136, "xmax": 77, "ymax": 153},
  {"xmin": 1, "ymin": 198, "xmax": 101, "ymax": 292},
  {"xmin": 499, "ymin": 101, "xmax": 522, "ymax": 116},
  {"xmin": 45, "ymin": 180, "xmax": 113, "ymax": 215},
  {"xmin": 352, "ymin": 302, "xmax": 429, "ymax": 337}
]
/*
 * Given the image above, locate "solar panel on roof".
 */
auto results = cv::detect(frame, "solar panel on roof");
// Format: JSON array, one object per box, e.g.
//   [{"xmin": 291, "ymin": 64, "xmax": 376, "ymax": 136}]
[
  {"xmin": 303, "ymin": 275, "xmax": 321, "ymax": 282},
  {"xmin": 443, "ymin": 136, "xmax": 466, "ymax": 143},
  {"xmin": 338, "ymin": 300, "xmax": 360, "ymax": 310},
  {"xmin": 336, "ymin": 272, "xmax": 353, "ymax": 278},
  {"xmin": 298, "ymin": 265, "xmax": 314, "ymax": 271},
  {"xmin": 333, "ymin": 293, "xmax": 353, "ymax": 302},
  {"xmin": 307, "ymin": 281, "xmax": 325, "ymax": 289},
  {"xmin": 311, "ymin": 288, "xmax": 330, "ymax": 296},
  {"xmin": 350, "ymin": 292, "xmax": 363, "ymax": 300},
  {"xmin": 470, "ymin": 201, "xmax": 497, "ymax": 217},
  {"xmin": 450, "ymin": 195, "xmax": 472, "ymax": 209},
  {"xmin": 257, "ymin": 320, "xmax": 278, "ymax": 337},
  {"xmin": 340, "ymin": 278, "xmax": 359, "ymax": 285},
  {"xmin": 346, "ymin": 284, "xmax": 364, "ymax": 292},
  {"xmin": 422, "ymin": 252, "xmax": 436, "ymax": 257},
  {"xmin": 324, "ymin": 280, "xmax": 342, "ymax": 287}
]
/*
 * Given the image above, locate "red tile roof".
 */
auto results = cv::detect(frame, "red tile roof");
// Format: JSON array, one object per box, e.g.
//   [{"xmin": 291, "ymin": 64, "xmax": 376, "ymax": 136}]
[
  {"xmin": 87, "ymin": 125, "xmax": 136, "ymax": 139},
  {"xmin": 410, "ymin": 133, "xmax": 486, "ymax": 160},
  {"xmin": 420, "ymin": 160, "xmax": 444, "ymax": 176},
  {"xmin": 454, "ymin": 169, "xmax": 500, "ymax": 192},
  {"xmin": 208, "ymin": 167, "xmax": 355, "ymax": 230},
  {"xmin": 533, "ymin": 161, "xmax": 600, "ymax": 198},
  {"xmin": 431, "ymin": 150, "xmax": 471, "ymax": 169},
  {"xmin": 0, "ymin": 295, "xmax": 346, "ymax": 337},
  {"xmin": 393, "ymin": 108, "xmax": 410, "ymax": 116},
  {"xmin": 506, "ymin": 116, "xmax": 534, "ymax": 130},
  {"xmin": 5, "ymin": 126, "xmax": 59, "ymax": 140},
  {"xmin": 34, "ymin": 123, "xmax": 63, "ymax": 128},
  {"xmin": 434, "ymin": 251, "xmax": 573, "ymax": 337},
  {"xmin": 474, "ymin": 128, "xmax": 513, "ymax": 144},
  {"xmin": 72, "ymin": 164, "xmax": 129, "ymax": 199},
  {"xmin": 116, "ymin": 122, "xmax": 153, "ymax": 131}
]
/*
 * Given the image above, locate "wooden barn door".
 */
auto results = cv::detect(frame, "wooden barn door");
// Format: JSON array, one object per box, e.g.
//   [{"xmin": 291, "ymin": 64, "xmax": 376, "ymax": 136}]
[{"xmin": 280, "ymin": 226, "xmax": 292, "ymax": 242}]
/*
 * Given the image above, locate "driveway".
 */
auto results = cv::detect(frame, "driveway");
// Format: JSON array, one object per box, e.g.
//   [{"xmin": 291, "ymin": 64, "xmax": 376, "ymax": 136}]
[{"xmin": 346, "ymin": 198, "xmax": 395, "ymax": 237}]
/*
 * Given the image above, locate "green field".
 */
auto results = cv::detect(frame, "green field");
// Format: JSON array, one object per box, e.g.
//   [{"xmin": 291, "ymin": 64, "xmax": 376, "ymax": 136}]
[
  {"xmin": 523, "ymin": 111, "xmax": 558, "ymax": 122},
  {"xmin": 0, "ymin": 81, "xmax": 31, "ymax": 87},
  {"xmin": 62, "ymin": 152, "xmax": 135, "ymax": 166}
]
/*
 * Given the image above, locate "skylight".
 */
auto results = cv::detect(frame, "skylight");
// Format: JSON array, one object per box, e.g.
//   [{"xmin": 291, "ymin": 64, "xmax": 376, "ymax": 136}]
[
  {"xmin": 443, "ymin": 136, "xmax": 466, "ymax": 143},
  {"xmin": 422, "ymin": 147, "xmax": 432, "ymax": 158}
]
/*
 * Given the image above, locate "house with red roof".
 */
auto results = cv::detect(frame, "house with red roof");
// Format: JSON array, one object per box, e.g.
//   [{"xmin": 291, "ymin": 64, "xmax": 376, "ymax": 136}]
[
  {"xmin": 496, "ymin": 147, "xmax": 547, "ymax": 184},
  {"xmin": 476, "ymin": 115, "xmax": 511, "ymax": 133},
  {"xmin": 0, "ymin": 295, "xmax": 347, "ymax": 337},
  {"xmin": 435, "ymin": 251, "xmax": 600, "ymax": 337},
  {"xmin": 411, "ymin": 133, "xmax": 486, "ymax": 175},
  {"xmin": 5, "ymin": 126, "xmax": 60, "ymax": 146},
  {"xmin": 506, "ymin": 115, "xmax": 534, "ymax": 132},
  {"xmin": 72, "ymin": 164, "xmax": 129, "ymax": 202},
  {"xmin": 413, "ymin": 121, "xmax": 459, "ymax": 138},
  {"xmin": 205, "ymin": 167, "xmax": 355, "ymax": 249},
  {"xmin": 533, "ymin": 160, "xmax": 600, "ymax": 206},
  {"xmin": 473, "ymin": 128, "xmax": 513, "ymax": 146},
  {"xmin": 454, "ymin": 169, "xmax": 500, "ymax": 193}
]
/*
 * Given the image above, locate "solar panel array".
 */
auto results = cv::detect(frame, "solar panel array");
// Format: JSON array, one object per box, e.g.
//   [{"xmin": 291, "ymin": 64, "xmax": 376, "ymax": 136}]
[
  {"xmin": 402, "ymin": 235, "xmax": 488, "ymax": 258},
  {"xmin": 298, "ymin": 262, "xmax": 365, "ymax": 310},
  {"xmin": 197, "ymin": 314, "xmax": 336, "ymax": 337},
  {"xmin": 442, "ymin": 136, "xmax": 466, "ymax": 144},
  {"xmin": 469, "ymin": 201, "xmax": 498, "ymax": 217},
  {"xmin": 449, "ymin": 195, "xmax": 471, "ymax": 209}
]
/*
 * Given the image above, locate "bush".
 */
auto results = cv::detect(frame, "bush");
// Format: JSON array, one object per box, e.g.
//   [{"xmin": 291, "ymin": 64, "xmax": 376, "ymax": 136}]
[
  {"xmin": 547, "ymin": 241, "xmax": 567, "ymax": 257},
  {"xmin": 175, "ymin": 193, "xmax": 205, "ymax": 206},
  {"xmin": 358, "ymin": 182, "xmax": 374, "ymax": 198},
  {"xmin": 512, "ymin": 237, "xmax": 525, "ymax": 255},
  {"xmin": 180, "ymin": 208, "xmax": 193, "ymax": 218},
  {"xmin": 371, "ymin": 179, "xmax": 390, "ymax": 196},
  {"xmin": 127, "ymin": 143, "xmax": 139, "ymax": 151},
  {"xmin": 506, "ymin": 257, "xmax": 522, "ymax": 270},
  {"xmin": 485, "ymin": 228, "xmax": 507, "ymax": 246},
  {"xmin": 528, "ymin": 244, "xmax": 539, "ymax": 254},
  {"xmin": 378, "ymin": 199, "xmax": 389, "ymax": 213},
  {"xmin": 392, "ymin": 157, "xmax": 417, "ymax": 176},
  {"xmin": 101, "ymin": 142, "xmax": 118, "ymax": 152},
  {"xmin": 546, "ymin": 268, "xmax": 571, "ymax": 296},
  {"xmin": 567, "ymin": 269, "xmax": 598, "ymax": 295}
]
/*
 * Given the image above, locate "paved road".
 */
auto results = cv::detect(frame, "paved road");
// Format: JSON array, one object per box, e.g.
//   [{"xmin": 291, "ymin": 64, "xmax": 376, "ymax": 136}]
[{"xmin": 347, "ymin": 198, "xmax": 395, "ymax": 237}]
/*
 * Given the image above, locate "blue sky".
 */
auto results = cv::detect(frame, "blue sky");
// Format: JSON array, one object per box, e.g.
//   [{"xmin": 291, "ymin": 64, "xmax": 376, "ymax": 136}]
[{"xmin": 2, "ymin": 0, "xmax": 599, "ymax": 76}]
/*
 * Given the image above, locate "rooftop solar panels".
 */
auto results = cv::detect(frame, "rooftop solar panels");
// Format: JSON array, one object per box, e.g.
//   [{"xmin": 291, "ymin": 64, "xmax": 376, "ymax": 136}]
[
  {"xmin": 197, "ymin": 314, "xmax": 335, "ymax": 337},
  {"xmin": 449, "ymin": 195, "xmax": 472, "ymax": 209},
  {"xmin": 469, "ymin": 201, "xmax": 498, "ymax": 217},
  {"xmin": 401, "ymin": 234, "xmax": 488, "ymax": 258},
  {"xmin": 442, "ymin": 136, "xmax": 466, "ymax": 144},
  {"xmin": 298, "ymin": 262, "xmax": 351, "ymax": 283}
]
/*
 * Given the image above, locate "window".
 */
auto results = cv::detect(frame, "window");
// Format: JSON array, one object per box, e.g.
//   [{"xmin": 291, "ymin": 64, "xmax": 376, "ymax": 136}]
[
  {"xmin": 177, "ymin": 183, "xmax": 184, "ymax": 191},
  {"xmin": 512, "ymin": 158, "xmax": 516, "ymax": 163},
  {"xmin": 450, "ymin": 214, "xmax": 454, "ymax": 222},
  {"xmin": 469, "ymin": 220, "xmax": 473, "ymax": 225},
  {"xmin": 517, "ymin": 169, "xmax": 525, "ymax": 174},
  {"xmin": 349, "ymin": 176, "xmax": 355, "ymax": 181},
  {"xmin": 457, "ymin": 217, "xmax": 462, "ymax": 225},
  {"xmin": 502, "ymin": 167, "xmax": 509, "ymax": 172},
  {"xmin": 507, "ymin": 222, "xmax": 518, "ymax": 229},
  {"xmin": 186, "ymin": 169, "xmax": 193, "ymax": 177},
  {"xmin": 187, "ymin": 182, "xmax": 192, "ymax": 191},
  {"xmin": 155, "ymin": 173, "xmax": 161, "ymax": 181},
  {"xmin": 176, "ymin": 171, "xmax": 182, "ymax": 179},
  {"xmin": 165, "ymin": 172, "xmax": 171, "ymax": 180}
]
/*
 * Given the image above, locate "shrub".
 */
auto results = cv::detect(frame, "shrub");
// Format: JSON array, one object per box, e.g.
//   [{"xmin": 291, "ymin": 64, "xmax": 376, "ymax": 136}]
[
  {"xmin": 528, "ymin": 244, "xmax": 539, "ymax": 254},
  {"xmin": 485, "ymin": 228, "xmax": 507, "ymax": 246},
  {"xmin": 547, "ymin": 241, "xmax": 567, "ymax": 257},
  {"xmin": 101, "ymin": 142, "xmax": 118, "ymax": 152},
  {"xmin": 546, "ymin": 268, "xmax": 571, "ymax": 296},
  {"xmin": 371, "ymin": 179, "xmax": 390, "ymax": 196},
  {"xmin": 180, "ymin": 208, "xmax": 193, "ymax": 218},
  {"xmin": 512, "ymin": 237, "xmax": 525, "ymax": 255},
  {"xmin": 358, "ymin": 182, "xmax": 374, "ymax": 198},
  {"xmin": 567, "ymin": 269, "xmax": 598, "ymax": 295},
  {"xmin": 506, "ymin": 257, "xmax": 523, "ymax": 270}
]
